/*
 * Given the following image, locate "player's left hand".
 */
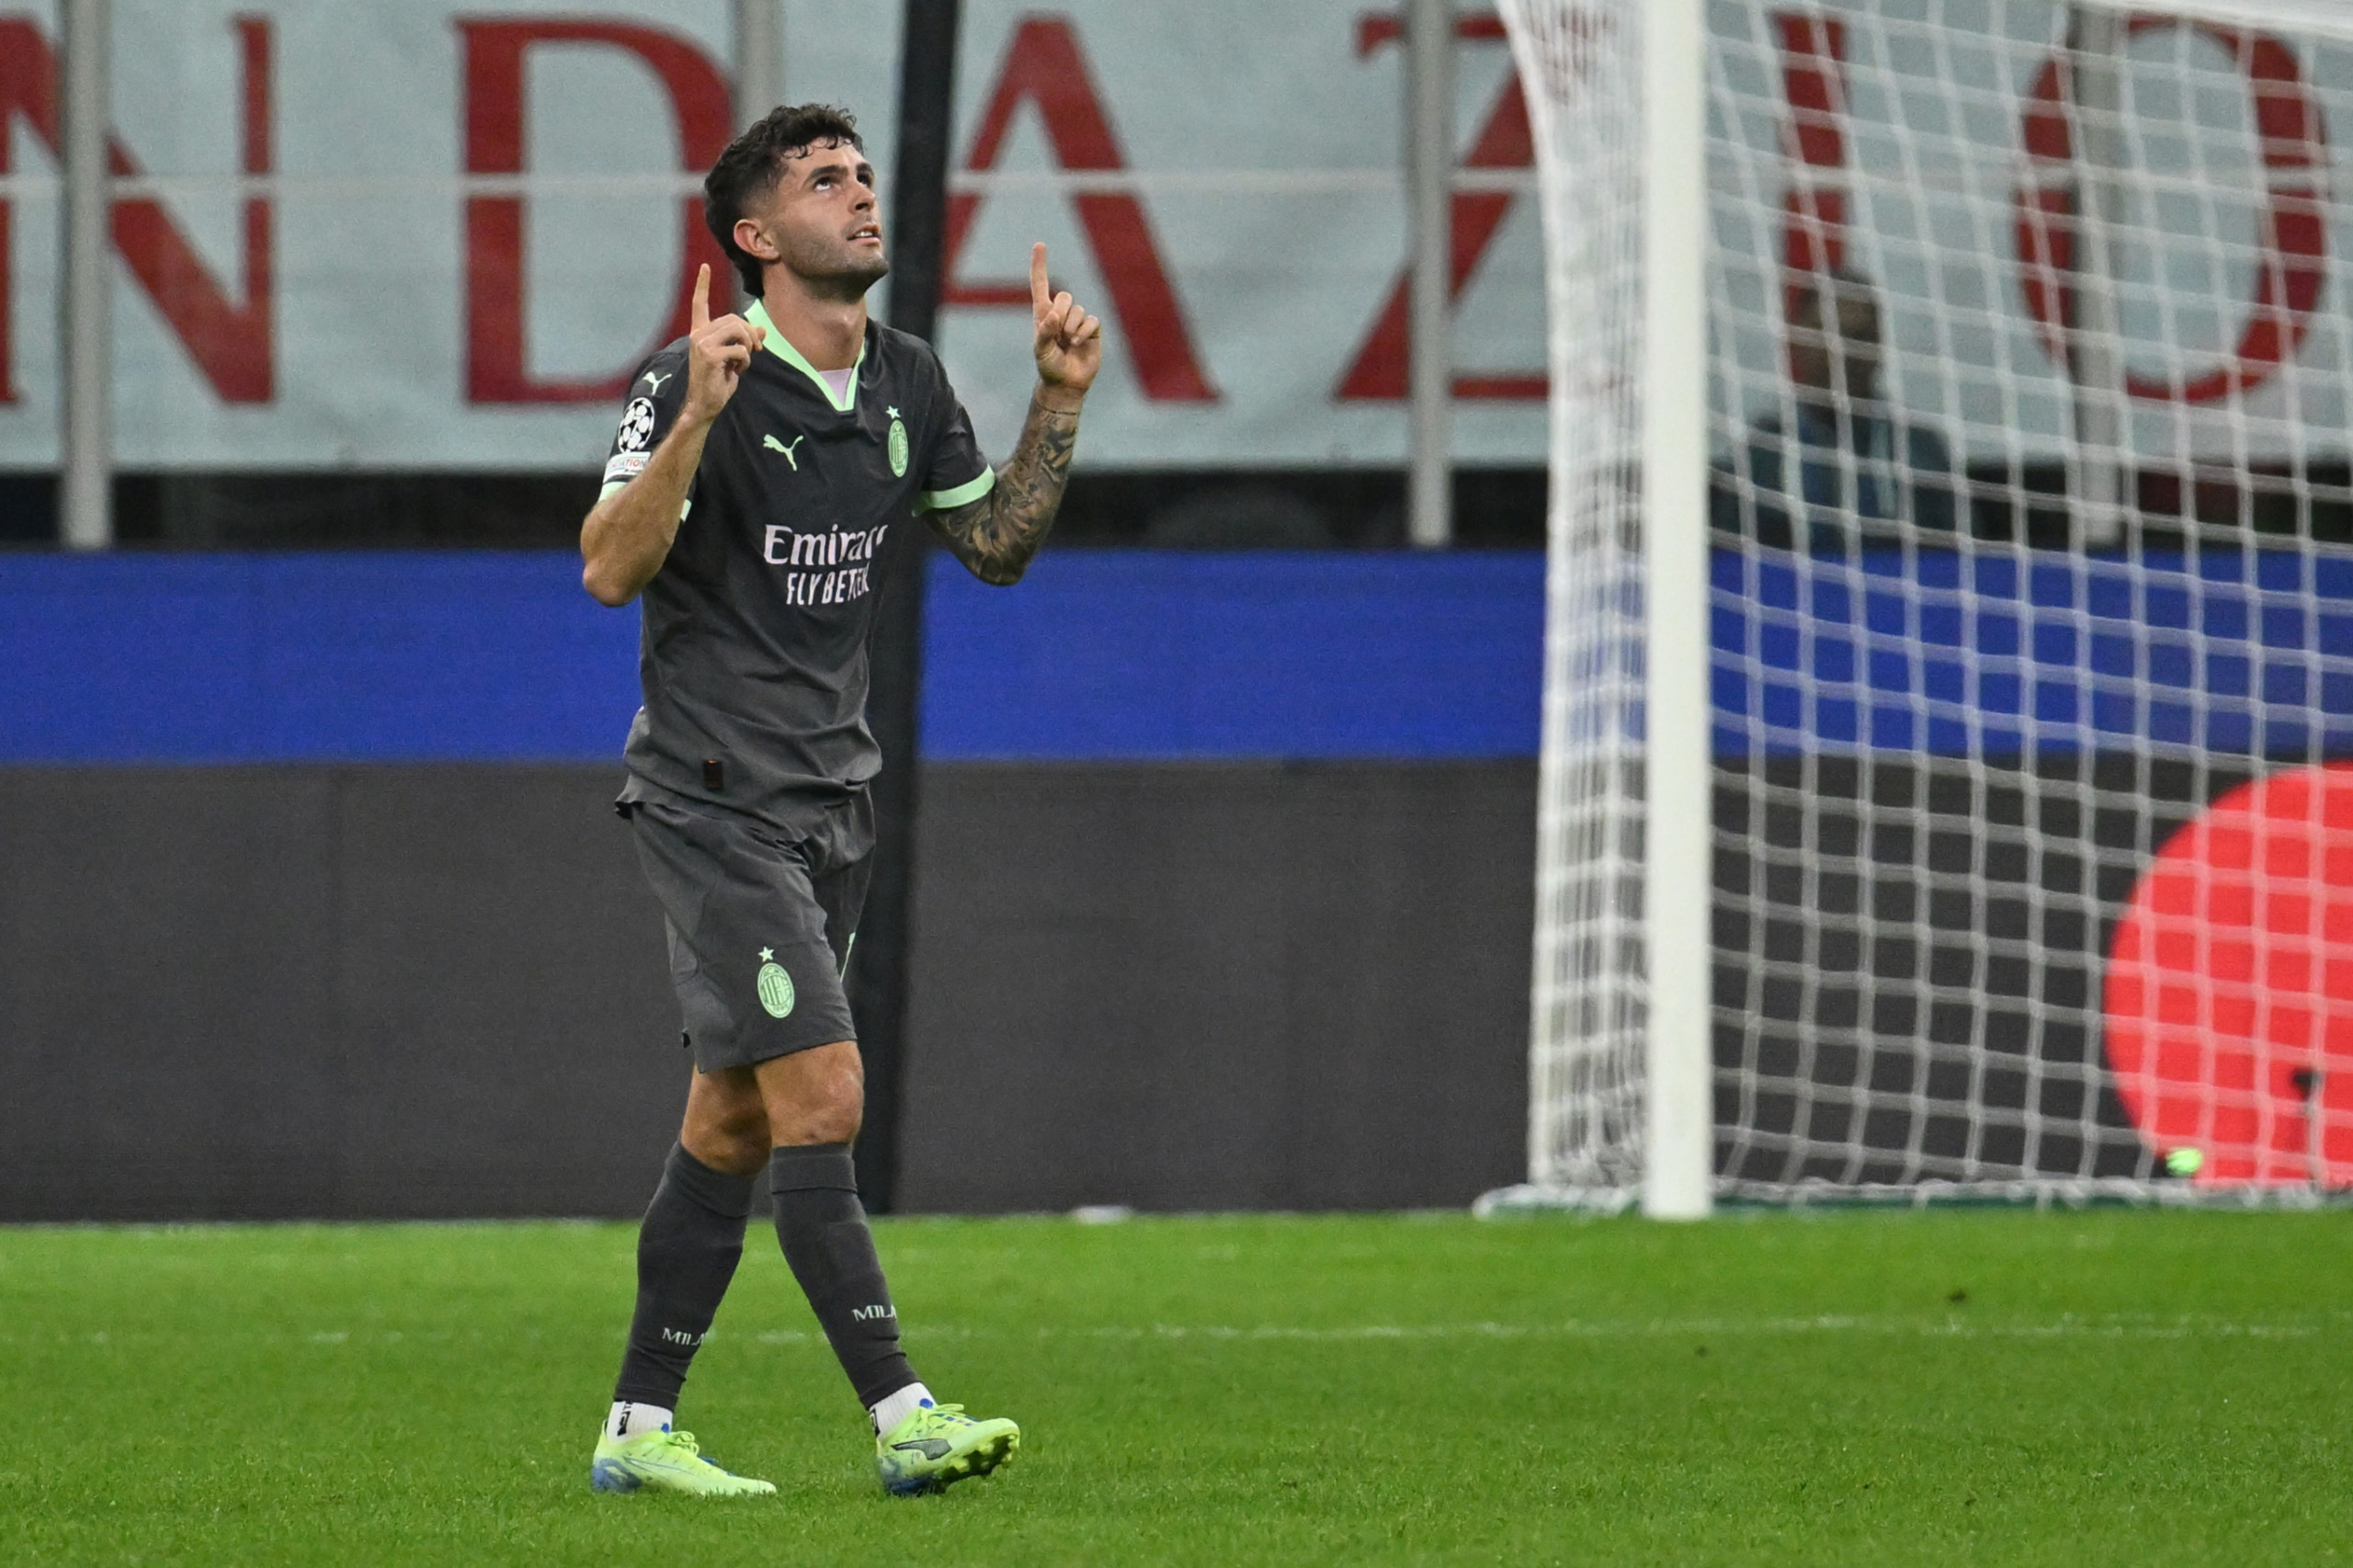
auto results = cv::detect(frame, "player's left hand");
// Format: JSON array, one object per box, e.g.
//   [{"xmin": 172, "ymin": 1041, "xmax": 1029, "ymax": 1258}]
[{"xmin": 1029, "ymin": 243, "xmax": 1102, "ymax": 398}]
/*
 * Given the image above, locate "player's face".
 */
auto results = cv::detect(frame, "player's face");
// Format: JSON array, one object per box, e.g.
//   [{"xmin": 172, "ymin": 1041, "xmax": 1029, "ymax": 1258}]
[
  {"xmin": 744, "ymin": 140, "xmax": 888, "ymax": 295},
  {"xmin": 1787, "ymin": 288, "xmax": 1881, "ymax": 400}
]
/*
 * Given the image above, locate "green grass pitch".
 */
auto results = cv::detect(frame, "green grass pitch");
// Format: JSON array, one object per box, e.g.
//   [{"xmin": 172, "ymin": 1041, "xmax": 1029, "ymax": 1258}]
[{"xmin": 3, "ymin": 1210, "xmax": 2347, "ymax": 1566}]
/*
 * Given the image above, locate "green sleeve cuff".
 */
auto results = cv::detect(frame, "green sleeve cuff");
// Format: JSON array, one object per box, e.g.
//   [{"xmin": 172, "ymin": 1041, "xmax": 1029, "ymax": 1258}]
[
  {"xmin": 918, "ymin": 467, "xmax": 996, "ymax": 512},
  {"xmin": 597, "ymin": 479, "xmax": 692, "ymax": 521}
]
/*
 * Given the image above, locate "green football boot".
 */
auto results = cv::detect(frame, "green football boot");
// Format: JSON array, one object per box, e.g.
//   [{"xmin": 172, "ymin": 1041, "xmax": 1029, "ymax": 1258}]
[
  {"xmin": 590, "ymin": 1426, "xmax": 777, "ymax": 1497},
  {"xmin": 875, "ymin": 1402, "xmax": 1021, "ymax": 1496}
]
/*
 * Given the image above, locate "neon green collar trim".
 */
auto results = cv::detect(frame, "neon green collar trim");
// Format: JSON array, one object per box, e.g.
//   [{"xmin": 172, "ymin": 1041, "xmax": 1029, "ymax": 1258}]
[{"xmin": 746, "ymin": 301, "xmax": 864, "ymax": 413}]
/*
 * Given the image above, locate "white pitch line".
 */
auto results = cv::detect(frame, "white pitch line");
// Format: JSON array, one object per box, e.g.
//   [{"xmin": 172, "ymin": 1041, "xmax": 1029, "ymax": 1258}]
[
  {"xmin": 748, "ymin": 1312, "xmax": 2340, "ymax": 1346},
  {"xmin": 1, "ymin": 1312, "xmax": 2337, "ymax": 1349}
]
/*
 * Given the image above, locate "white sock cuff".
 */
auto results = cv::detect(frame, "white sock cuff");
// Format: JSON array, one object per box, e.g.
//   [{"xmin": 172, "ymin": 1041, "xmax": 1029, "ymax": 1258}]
[
  {"xmin": 606, "ymin": 1401, "xmax": 674, "ymax": 1440},
  {"xmin": 869, "ymin": 1381, "xmax": 934, "ymax": 1435}
]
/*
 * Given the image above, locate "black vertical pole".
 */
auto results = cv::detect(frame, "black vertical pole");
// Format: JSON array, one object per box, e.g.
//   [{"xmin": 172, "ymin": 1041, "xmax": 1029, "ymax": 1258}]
[{"xmin": 853, "ymin": 0, "xmax": 961, "ymax": 1212}]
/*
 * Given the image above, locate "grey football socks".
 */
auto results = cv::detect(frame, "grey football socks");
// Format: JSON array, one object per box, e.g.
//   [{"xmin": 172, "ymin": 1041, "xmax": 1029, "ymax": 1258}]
[
  {"xmin": 612, "ymin": 1142, "xmax": 756, "ymax": 1411},
  {"xmin": 769, "ymin": 1142, "xmax": 918, "ymax": 1409}
]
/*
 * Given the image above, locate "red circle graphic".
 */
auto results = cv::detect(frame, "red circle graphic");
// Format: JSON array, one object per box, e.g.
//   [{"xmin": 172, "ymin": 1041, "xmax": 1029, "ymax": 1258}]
[{"xmin": 2105, "ymin": 762, "xmax": 2353, "ymax": 1186}]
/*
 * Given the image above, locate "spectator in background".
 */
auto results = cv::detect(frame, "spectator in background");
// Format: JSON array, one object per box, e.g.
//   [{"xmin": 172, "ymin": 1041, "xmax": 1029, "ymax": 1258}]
[{"xmin": 1718, "ymin": 268, "xmax": 1958, "ymax": 551}]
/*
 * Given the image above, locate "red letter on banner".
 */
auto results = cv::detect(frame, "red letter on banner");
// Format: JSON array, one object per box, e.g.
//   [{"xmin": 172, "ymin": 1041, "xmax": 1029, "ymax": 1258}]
[
  {"xmin": 942, "ymin": 17, "xmax": 1216, "ymax": 402},
  {"xmin": 459, "ymin": 19, "xmax": 733, "ymax": 404},
  {"xmin": 2016, "ymin": 22, "xmax": 2327, "ymax": 404},
  {"xmin": 0, "ymin": 17, "xmax": 275, "ymax": 404},
  {"xmin": 1773, "ymin": 11, "xmax": 1850, "ymax": 317},
  {"xmin": 1335, "ymin": 11, "xmax": 1544, "ymax": 403}
]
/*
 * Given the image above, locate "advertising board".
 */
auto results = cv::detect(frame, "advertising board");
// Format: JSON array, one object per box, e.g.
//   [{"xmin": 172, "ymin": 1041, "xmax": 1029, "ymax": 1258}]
[
  {"xmin": 0, "ymin": 1, "xmax": 2342, "ymax": 470},
  {"xmin": 0, "ymin": 0, "xmax": 1545, "ymax": 468}
]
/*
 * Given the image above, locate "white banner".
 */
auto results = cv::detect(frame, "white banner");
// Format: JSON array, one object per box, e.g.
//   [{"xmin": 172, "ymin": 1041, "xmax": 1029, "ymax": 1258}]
[
  {"xmin": 0, "ymin": 1, "xmax": 2343, "ymax": 469},
  {"xmin": 0, "ymin": 0, "xmax": 1546, "ymax": 468}
]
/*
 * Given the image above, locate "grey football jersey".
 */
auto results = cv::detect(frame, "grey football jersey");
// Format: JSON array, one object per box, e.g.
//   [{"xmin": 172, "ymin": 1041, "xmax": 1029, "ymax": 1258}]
[{"xmin": 599, "ymin": 305, "xmax": 994, "ymax": 833}]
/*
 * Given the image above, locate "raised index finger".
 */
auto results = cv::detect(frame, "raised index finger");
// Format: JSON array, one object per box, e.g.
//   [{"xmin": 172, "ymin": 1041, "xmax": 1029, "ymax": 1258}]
[
  {"xmin": 691, "ymin": 264, "xmax": 711, "ymax": 334},
  {"xmin": 1029, "ymin": 244, "xmax": 1050, "ymax": 317}
]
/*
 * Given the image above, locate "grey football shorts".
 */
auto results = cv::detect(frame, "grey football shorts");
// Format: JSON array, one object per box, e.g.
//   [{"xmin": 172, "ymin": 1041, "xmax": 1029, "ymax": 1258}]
[{"xmin": 626, "ymin": 791, "xmax": 873, "ymax": 1074}]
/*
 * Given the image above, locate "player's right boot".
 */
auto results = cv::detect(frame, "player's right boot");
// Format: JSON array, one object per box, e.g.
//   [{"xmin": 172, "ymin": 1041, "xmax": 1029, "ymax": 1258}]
[{"xmin": 589, "ymin": 1426, "xmax": 777, "ymax": 1497}]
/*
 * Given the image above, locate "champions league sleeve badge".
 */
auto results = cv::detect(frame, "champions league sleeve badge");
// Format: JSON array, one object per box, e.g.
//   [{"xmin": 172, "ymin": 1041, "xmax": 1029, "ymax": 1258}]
[{"xmin": 615, "ymin": 397, "xmax": 657, "ymax": 452}]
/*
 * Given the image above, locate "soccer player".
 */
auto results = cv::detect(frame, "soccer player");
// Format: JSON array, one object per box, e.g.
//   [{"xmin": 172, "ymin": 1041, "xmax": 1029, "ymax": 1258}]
[{"xmin": 576, "ymin": 104, "xmax": 1099, "ymax": 1499}]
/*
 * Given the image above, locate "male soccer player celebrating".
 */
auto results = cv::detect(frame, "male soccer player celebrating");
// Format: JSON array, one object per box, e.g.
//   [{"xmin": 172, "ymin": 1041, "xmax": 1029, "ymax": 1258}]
[{"xmin": 578, "ymin": 104, "xmax": 1098, "ymax": 1498}]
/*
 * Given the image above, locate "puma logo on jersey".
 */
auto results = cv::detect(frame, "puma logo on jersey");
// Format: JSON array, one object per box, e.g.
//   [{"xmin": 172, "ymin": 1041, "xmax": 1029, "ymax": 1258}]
[
  {"xmin": 641, "ymin": 370, "xmax": 671, "ymax": 393},
  {"xmin": 764, "ymin": 433, "xmax": 806, "ymax": 470}
]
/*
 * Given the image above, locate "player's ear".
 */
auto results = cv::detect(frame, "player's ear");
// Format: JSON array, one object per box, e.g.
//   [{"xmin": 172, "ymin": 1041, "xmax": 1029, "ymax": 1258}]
[{"xmin": 733, "ymin": 217, "xmax": 780, "ymax": 265}]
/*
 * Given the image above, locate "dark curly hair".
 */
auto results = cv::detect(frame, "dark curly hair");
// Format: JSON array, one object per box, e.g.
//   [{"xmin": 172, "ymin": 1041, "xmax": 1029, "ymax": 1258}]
[{"xmin": 703, "ymin": 104, "xmax": 866, "ymax": 297}]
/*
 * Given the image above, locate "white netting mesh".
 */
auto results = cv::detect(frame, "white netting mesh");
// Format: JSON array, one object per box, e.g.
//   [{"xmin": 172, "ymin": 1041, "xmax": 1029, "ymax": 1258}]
[
  {"xmin": 1505, "ymin": 0, "xmax": 2353, "ymax": 1204},
  {"xmin": 1506, "ymin": 0, "xmax": 1650, "ymax": 1190}
]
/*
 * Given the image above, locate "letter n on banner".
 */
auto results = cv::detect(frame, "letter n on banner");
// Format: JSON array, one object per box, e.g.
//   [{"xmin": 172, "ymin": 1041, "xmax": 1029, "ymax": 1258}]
[
  {"xmin": 460, "ymin": 19, "xmax": 733, "ymax": 403},
  {"xmin": 0, "ymin": 17, "xmax": 275, "ymax": 404},
  {"xmin": 941, "ymin": 17, "xmax": 1215, "ymax": 402}
]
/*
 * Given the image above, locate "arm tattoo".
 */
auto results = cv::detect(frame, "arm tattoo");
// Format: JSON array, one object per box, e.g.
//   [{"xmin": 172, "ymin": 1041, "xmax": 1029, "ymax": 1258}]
[{"xmin": 928, "ymin": 392, "xmax": 1080, "ymax": 585}]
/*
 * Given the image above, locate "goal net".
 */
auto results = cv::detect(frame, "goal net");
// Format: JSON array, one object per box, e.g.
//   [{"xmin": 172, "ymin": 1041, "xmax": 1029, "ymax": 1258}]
[{"xmin": 1497, "ymin": 0, "xmax": 2353, "ymax": 1210}]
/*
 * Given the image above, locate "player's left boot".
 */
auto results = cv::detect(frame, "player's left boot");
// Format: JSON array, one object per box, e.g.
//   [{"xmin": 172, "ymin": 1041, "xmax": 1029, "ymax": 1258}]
[
  {"xmin": 590, "ymin": 1426, "xmax": 778, "ymax": 1496},
  {"xmin": 874, "ymin": 1403, "xmax": 1020, "ymax": 1496}
]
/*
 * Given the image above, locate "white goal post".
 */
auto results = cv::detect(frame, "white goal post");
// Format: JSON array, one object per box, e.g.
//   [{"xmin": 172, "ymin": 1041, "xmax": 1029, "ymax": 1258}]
[{"xmin": 1495, "ymin": 0, "xmax": 2353, "ymax": 1213}]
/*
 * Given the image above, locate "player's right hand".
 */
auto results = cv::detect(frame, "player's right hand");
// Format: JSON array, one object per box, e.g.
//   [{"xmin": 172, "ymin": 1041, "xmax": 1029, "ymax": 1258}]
[{"xmin": 682, "ymin": 264, "xmax": 767, "ymax": 428}]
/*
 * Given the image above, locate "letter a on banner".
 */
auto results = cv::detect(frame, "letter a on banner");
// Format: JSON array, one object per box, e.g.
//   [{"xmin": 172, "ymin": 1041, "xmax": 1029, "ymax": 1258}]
[
  {"xmin": 460, "ymin": 20, "xmax": 733, "ymax": 403},
  {"xmin": 0, "ymin": 16, "xmax": 275, "ymax": 404},
  {"xmin": 941, "ymin": 17, "xmax": 1216, "ymax": 402}
]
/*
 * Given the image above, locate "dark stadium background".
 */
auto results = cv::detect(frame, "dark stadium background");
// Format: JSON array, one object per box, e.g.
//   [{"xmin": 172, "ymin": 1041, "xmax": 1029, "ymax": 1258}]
[
  {"xmin": 6, "ymin": 0, "xmax": 2349, "ymax": 1221},
  {"xmin": 11, "ymin": 540, "xmax": 2350, "ymax": 1215},
  {"xmin": 0, "ymin": 548, "xmax": 1545, "ymax": 1220},
  {"xmin": 0, "ymin": 0, "xmax": 1568, "ymax": 1221}
]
